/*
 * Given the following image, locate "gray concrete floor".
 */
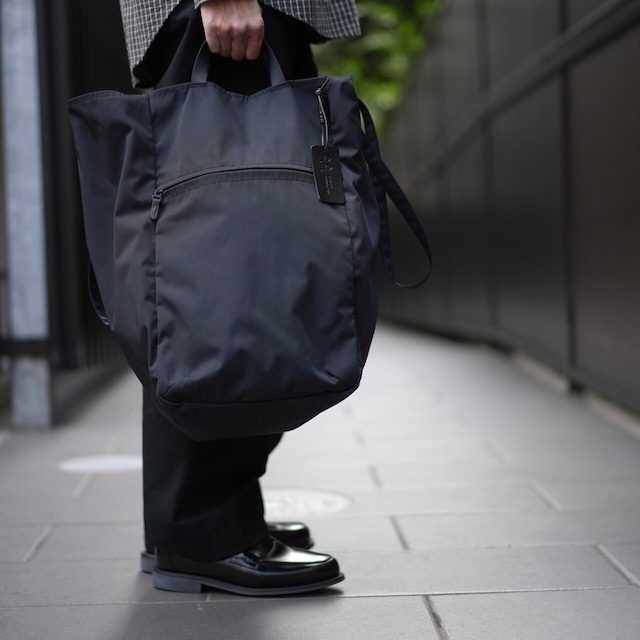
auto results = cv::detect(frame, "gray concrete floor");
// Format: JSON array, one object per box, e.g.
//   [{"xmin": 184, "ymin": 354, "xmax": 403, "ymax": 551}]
[{"xmin": 1, "ymin": 323, "xmax": 640, "ymax": 639}]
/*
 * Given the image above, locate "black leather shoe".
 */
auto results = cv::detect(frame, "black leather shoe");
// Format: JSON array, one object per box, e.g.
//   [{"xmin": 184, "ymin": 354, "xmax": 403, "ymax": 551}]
[
  {"xmin": 153, "ymin": 536, "xmax": 343, "ymax": 596},
  {"xmin": 140, "ymin": 521, "xmax": 313, "ymax": 573}
]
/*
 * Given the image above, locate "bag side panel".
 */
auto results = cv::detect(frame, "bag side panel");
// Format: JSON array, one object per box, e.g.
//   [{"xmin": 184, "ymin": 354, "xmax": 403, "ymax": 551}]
[
  {"xmin": 69, "ymin": 93, "xmax": 157, "ymax": 384},
  {"xmin": 327, "ymin": 80, "xmax": 380, "ymax": 363}
]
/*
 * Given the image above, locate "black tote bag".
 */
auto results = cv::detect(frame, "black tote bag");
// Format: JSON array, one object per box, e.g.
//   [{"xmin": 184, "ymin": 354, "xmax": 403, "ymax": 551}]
[{"xmin": 68, "ymin": 47, "xmax": 431, "ymax": 441}]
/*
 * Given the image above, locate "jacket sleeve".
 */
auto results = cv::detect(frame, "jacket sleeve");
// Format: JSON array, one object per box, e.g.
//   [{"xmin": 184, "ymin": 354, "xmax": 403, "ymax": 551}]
[{"xmin": 119, "ymin": 0, "xmax": 182, "ymax": 79}]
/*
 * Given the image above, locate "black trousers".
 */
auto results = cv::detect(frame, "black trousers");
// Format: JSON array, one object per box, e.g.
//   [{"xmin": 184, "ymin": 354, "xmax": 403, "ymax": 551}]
[{"xmin": 142, "ymin": 2, "xmax": 318, "ymax": 562}]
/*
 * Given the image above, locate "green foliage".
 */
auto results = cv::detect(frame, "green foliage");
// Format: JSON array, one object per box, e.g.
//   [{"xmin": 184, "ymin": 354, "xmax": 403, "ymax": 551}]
[{"xmin": 313, "ymin": 1, "xmax": 441, "ymax": 130}]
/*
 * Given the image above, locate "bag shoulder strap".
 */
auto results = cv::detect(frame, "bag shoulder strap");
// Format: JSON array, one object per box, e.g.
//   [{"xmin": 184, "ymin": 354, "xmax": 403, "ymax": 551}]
[{"xmin": 359, "ymin": 100, "xmax": 433, "ymax": 289}]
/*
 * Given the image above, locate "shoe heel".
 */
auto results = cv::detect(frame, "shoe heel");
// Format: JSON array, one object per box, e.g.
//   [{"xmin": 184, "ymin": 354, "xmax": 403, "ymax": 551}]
[
  {"xmin": 140, "ymin": 552, "xmax": 155, "ymax": 574},
  {"xmin": 153, "ymin": 570, "xmax": 203, "ymax": 593}
]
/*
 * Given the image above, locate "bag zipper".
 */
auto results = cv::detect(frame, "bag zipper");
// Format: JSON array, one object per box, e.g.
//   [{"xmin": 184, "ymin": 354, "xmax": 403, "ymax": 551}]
[{"xmin": 150, "ymin": 164, "xmax": 313, "ymax": 220}]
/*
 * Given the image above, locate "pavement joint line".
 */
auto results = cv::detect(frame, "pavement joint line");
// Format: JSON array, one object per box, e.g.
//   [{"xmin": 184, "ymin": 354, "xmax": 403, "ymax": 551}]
[
  {"xmin": 72, "ymin": 473, "xmax": 95, "ymax": 498},
  {"xmin": 368, "ymin": 465, "xmax": 383, "ymax": 488},
  {"xmin": 485, "ymin": 440, "xmax": 515, "ymax": 465},
  {"xmin": 21, "ymin": 524, "xmax": 53, "ymax": 562},
  {"xmin": 389, "ymin": 515, "xmax": 411, "ymax": 550},
  {"xmin": 353, "ymin": 428, "xmax": 367, "ymax": 448},
  {"xmin": 510, "ymin": 350, "xmax": 571, "ymax": 395},
  {"xmin": 1, "ymin": 587, "xmax": 637, "ymax": 610},
  {"xmin": 374, "ymin": 586, "xmax": 639, "ymax": 598},
  {"xmin": 0, "ymin": 594, "xmax": 434, "ymax": 610},
  {"xmin": 595, "ymin": 543, "xmax": 640, "ymax": 587},
  {"xmin": 584, "ymin": 392, "xmax": 640, "ymax": 442},
  {"xmin": 424, "ymin": 595, "xmax": 452, "ymax": 640},
  {"xmin": 331, "ymin": 540, "xmax": 640, "ymax": 553},
  {"xmin": 530, "ymin": 481, "xmax": 565, "ymax": 511}
]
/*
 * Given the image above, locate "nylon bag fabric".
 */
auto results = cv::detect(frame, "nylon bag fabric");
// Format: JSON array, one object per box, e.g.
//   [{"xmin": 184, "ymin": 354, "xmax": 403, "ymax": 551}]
[{"xmin": 68, "ymin": 49, "xmax": 430, "ymax": 441}]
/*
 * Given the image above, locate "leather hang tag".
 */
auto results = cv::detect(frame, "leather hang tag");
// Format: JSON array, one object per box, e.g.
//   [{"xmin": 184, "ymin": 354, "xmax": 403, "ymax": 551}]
[{"xmin": 311, "ymin": 145, "xmax": 345, "ymax": 204}]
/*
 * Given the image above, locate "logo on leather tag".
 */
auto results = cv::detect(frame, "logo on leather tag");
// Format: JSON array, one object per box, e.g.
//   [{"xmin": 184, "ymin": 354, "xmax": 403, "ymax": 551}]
[{"xmin": 311, "ymin": 145, "xmax": 345, "ymax": 204}]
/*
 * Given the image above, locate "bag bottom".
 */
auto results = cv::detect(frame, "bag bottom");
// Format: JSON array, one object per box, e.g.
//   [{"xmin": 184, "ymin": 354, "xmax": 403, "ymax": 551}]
[{"xmin": 148, "ymin": 384, "xmax": 361, "ymax": 441}]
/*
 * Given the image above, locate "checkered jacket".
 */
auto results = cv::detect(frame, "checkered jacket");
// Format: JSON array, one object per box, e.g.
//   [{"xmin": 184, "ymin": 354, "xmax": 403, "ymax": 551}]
[{"xmin": 119, "ymin": 0, "xmax": 360, "ymax": 80}]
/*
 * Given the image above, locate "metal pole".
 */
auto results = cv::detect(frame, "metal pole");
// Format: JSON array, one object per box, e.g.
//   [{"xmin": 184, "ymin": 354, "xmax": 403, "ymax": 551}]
[{"xmin": 1, "ymin": 0, "xmax": 52, "ymax": 427}]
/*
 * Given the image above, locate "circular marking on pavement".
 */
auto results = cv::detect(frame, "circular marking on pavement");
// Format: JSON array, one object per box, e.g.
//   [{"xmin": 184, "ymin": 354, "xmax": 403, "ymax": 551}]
[
  {"xmin": 263, "ymin": 487, "xmax": 351, "ymax": 518},
  {"xmin": 57, "ymin": 454, "xmax": 142, "ymax": 474}
]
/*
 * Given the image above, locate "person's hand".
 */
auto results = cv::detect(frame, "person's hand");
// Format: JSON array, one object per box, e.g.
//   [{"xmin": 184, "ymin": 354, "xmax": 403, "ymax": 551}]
[{"xmin": 200, "ymin": 0, "xmax": 264, "ymax": 61}]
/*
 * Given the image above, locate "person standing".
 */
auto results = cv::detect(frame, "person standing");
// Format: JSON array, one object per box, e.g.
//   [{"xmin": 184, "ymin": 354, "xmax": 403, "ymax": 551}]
[{"xmin": 116, "ymin": 0, "xmax": 361, "ymax": 596}]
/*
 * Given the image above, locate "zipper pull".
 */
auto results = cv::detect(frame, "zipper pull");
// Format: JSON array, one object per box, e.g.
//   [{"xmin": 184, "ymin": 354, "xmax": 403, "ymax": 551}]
[
  {"xmin": 150, "ymin": 190, "xmax": 163, "ymax": 220},
  {"xmin": 315, "ymin": 78, "xmax": 331, "ymax": 148}
]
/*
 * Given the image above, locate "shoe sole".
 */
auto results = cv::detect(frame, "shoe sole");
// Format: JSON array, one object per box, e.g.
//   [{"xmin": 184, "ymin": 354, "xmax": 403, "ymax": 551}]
[{"xmin": 153, "ymin": 568, "xmax": 345, "ymax": 596}]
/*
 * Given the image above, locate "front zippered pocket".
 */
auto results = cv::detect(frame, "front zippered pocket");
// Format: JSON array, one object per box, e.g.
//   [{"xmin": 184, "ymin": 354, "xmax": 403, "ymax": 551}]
[
  {"xmin": 150, "ymin": 165, "xmax": 315, "ymax": 220},
  {"xmin": 150, "ymin": 165, "xmax": 361, "ymax": 405}
]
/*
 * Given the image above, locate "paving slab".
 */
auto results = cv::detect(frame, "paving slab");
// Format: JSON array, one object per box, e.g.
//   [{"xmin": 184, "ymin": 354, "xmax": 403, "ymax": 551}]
[
  {"xmin": 304, "ymin": 546, "xmax": 631, "ymax": 597},
  {"xmin": 535, "ymin": 480, "xmax": 640, "ymax": 511},
  {"xmin": 354, "ymin": 417, "xmax": 475, "ymax": 442},
  {"xmin": 274, "ymin": 482, "xmax": 551, "ymax": 516},
  {"xmin": 266, "ymin": 514, "xmax": 405, "ymax": 551},
  {"xmin": 0, "ymin": 472, "xmax": 143, "ymax": 525},
  {"xmin": 430, "ymin": 588, "xmax": 640, "ymax": 640},
  {"xmin": 374, "ymin": 458, "xmax": 522, "ymax": 487},
  {"xmin": 0, "ymin": 559, "xmax": 205, "ymax": 607},
  {"xmin": 492, "ymin": 433, "xmax": 640, "ymax": 481},
  {"xmin": 29, "ymin": 523, "xmax": 143, "ymax": 562},
  {"xmin": 396, "ymin": 510, "xmax": 640, "ymax": 549},
  {"xmin": 0, "ymin": 596, "xmax": 438, "ymax": 640},
  {"xmin": 0, "ymin": 452, "xmax": 83, "ymax": 499},
  {"xmin": 0, "ymin": 432, "xmax": 120, "ymax": 480},
  {"xmin": 273, "ymin": 434, "xmax": 496, "ymax": 465},
  {"xmin": 1, "ymin": 323, "xmax": 640, "ymax": 638},
  {"xmin": 262, "ymin": 459, "xmax": 377, "ymax": 489}
]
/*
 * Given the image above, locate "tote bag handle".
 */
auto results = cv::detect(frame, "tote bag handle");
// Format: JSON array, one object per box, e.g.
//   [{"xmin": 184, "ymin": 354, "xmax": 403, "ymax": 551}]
[{"xmin": 191, "ymin": 42, "xmax": 286, "ymax": 86}]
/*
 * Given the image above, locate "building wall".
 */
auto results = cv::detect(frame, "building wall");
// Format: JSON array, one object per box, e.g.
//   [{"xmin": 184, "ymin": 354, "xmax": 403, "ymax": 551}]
[{"xmin": 379, "ymin": 0, "xmax": 640, "ymax": 414}]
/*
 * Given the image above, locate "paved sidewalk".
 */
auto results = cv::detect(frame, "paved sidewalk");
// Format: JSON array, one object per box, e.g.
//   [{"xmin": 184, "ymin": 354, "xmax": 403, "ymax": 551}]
[{"xmin": 1, "ymin": 323, "xmax": 640, "ymax": 639}]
